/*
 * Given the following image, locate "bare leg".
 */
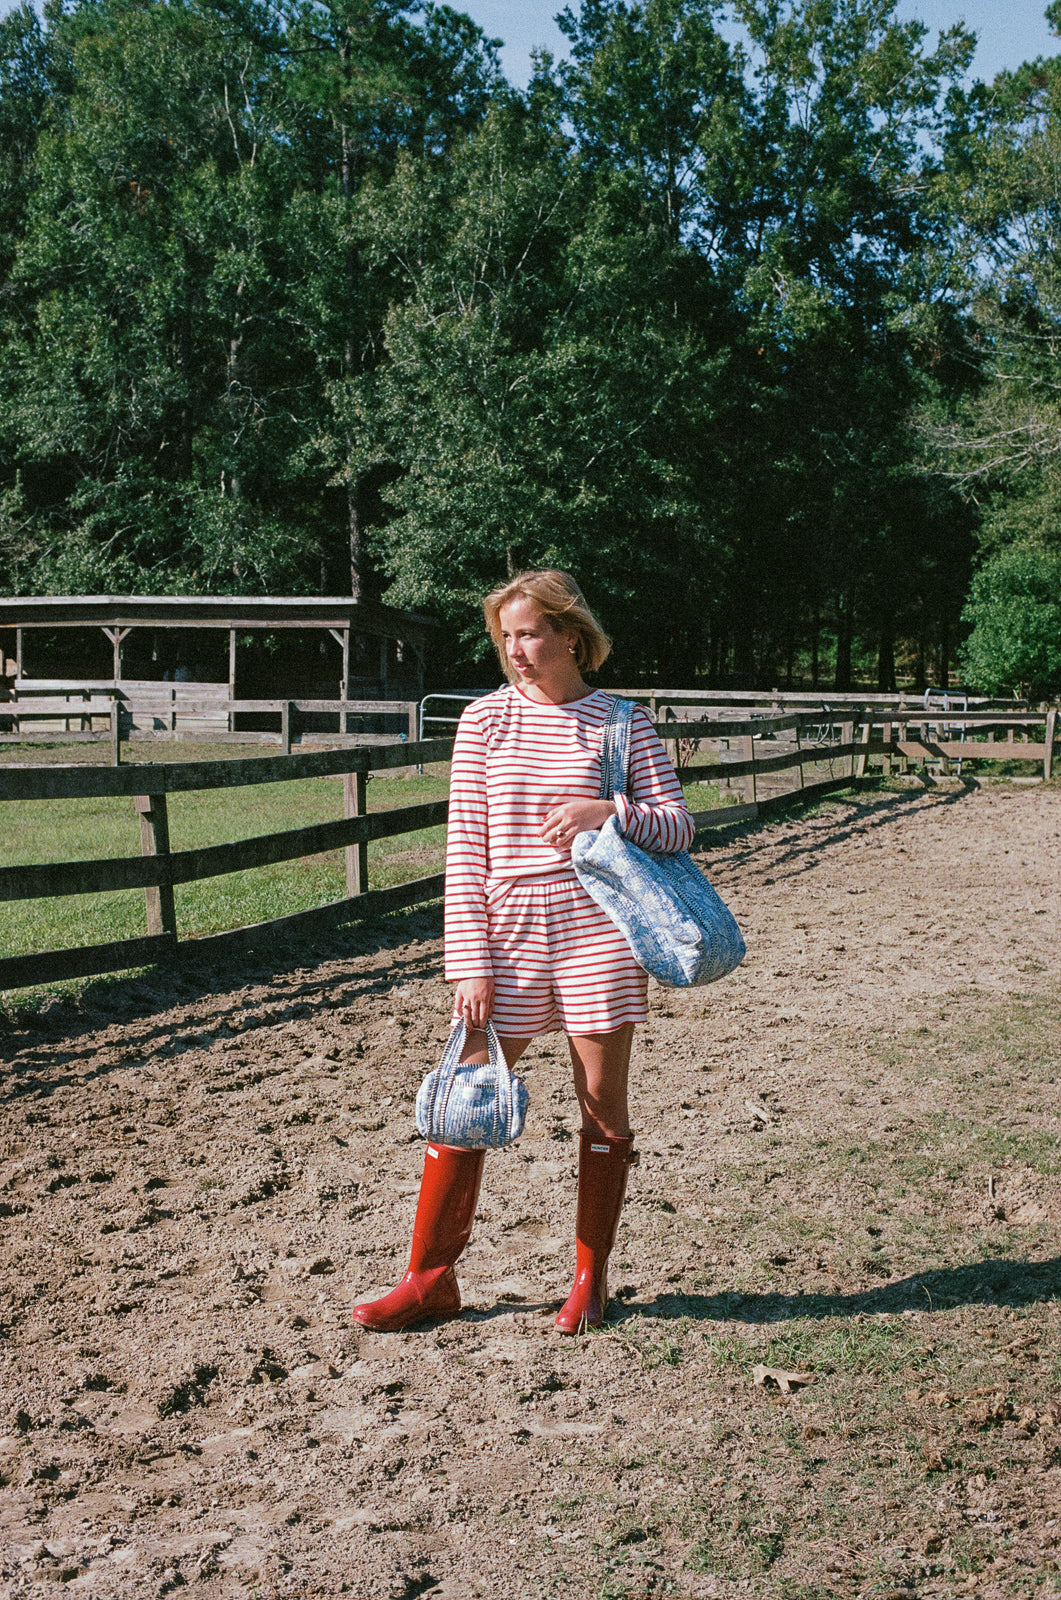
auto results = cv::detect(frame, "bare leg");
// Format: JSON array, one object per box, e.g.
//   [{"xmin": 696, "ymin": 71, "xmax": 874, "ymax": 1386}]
[
  {"xmin": 567, "ymin": 1025, "xmax": 634, "ymax": 1139},
  {"xmin": 460, "ymin": 1030, "xmax": 530, "ymax": 1068}
]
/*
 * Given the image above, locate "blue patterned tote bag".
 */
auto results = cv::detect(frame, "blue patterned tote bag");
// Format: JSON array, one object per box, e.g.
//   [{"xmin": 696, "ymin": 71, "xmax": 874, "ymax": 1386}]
[
  {"xmin": 416, "ymin": 1020, "xmax": 528, "ymax": 1148},
  {"xmin": 571, "ymin": 697, "xmax": 746, "ymax": 987}
]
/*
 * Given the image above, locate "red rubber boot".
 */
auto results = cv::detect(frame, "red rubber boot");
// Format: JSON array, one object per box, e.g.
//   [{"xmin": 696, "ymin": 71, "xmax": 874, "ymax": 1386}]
[
  {"xmin": 555, "ymin": 1132, "xmax": 638, "ymax": 1334},
  {"xmin": 351, "ymin": 1143, "xmax": 486, "ymax": 1332}
]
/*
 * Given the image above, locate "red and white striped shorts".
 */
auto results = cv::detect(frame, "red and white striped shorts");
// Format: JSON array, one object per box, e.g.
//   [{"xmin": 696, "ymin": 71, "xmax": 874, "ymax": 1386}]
[{"xmin": 468, "ymin": 870, "xmax": 648, "ymax": 1038}]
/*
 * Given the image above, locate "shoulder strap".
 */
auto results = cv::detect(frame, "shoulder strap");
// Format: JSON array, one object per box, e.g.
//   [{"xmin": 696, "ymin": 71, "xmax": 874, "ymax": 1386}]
[{"xmin": 598, "ymin": 696, "xmax": 635, "ymax": 799}]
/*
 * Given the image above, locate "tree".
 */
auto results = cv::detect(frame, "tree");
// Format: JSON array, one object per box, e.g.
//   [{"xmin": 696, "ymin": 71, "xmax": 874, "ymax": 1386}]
[
  {"xmin": 0, "ymin": 0, "xmax": 503, "ymax": 599},
  {"xmin": 277, "ymin": 0, "xmax": 502, "ymax": 598},
  {"xmin": 919, "ymin": 35, "xmax": 1061, "ymax": 692},
  {"xmin": 960, "ymin": 542, "xmax": 1061, "ymax": 697},
  {"xmin": 2, "ymin": 0, "xmax": 311, "ymax": 591}
]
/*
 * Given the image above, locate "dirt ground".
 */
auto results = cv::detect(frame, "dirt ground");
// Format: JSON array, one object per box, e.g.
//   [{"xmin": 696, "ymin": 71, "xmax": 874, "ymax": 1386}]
[{"xmin": 1, "ymin": 779, "xmax": 1059, "ymax": 1600}]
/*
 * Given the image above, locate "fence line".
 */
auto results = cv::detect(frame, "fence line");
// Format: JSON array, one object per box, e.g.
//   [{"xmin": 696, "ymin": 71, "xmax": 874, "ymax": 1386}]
[
  {"xmin": 0, "ymin": 691, "xmax": 420, "ymax": 758},
  {"xmin": 1, "ymin": 706, "xmax": 1055, "ymax": 993}
]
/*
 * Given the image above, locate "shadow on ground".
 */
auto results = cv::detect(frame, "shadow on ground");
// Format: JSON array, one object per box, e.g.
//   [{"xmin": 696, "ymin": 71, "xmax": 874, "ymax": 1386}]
[{"xmin": 613, "ymin": 1254, "xmax": 1061, "ymax": 1324}]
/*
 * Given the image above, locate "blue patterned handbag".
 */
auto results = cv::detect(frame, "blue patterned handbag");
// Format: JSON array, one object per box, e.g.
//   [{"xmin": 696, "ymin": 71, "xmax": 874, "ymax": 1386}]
[
  {"xmin": 571, "ymin": 698, "xmax": 746, "ymax": 987},
  {"xmin": 415, "ymin": 1020, "xmax": 528, "ymax": 1148}
]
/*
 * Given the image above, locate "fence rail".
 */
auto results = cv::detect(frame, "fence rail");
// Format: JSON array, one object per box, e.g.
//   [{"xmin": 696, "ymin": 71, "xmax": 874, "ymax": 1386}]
[
  {"xmin": 0, "ymin": 690, "xmax": 419, "ymax": 757},
  {"xmin": 1, "ymin": 704, "xmax": 1055, "ymax": 994}
]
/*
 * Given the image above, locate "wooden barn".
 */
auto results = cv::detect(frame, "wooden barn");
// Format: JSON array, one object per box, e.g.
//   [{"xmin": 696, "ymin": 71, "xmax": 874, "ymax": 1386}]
[{"xmin": 0, "ymin": 595, "xmax": 438, "ymax": 744}]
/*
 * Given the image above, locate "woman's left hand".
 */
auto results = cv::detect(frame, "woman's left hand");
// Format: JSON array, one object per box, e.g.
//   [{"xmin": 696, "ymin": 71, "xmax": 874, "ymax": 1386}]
[{"xmin": 540, "ymin": 798, "xmax": 616, "ymax": 852}]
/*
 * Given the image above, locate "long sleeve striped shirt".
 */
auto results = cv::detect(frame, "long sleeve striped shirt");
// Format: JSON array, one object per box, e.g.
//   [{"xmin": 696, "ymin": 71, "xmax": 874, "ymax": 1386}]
[{"xmin": 444, "ymin": 686, "xmax": 695, "ymax": 981}]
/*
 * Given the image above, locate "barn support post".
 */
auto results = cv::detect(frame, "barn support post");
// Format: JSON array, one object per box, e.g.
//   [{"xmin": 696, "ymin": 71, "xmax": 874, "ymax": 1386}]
[
  {"xmin": 405, "ymin": 639, "xmax": 426, "ymax": 699},
  {"xmin": 344, "ymin": 770, "xmax": 368, "ymax": 896},
  {"xmin": 134, "ymin": 794, "xmax": 177, "ymax": 938},
  {"xmin": 103, "ymin": 626, "xmax": 130, "ymax": 682},
  {"xmin": 330, "ymin": 627, "xmax": 350, "ymax": 734}
]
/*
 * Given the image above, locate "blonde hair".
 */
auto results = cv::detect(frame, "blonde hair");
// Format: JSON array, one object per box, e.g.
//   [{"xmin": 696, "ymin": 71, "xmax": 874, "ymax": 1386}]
[{"xmin": 483, "ymin": 569, "xmax": 612, "ymax": 681}]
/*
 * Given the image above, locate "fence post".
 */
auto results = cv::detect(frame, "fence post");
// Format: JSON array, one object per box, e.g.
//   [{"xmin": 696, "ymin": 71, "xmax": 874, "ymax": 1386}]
[
  {"xmin": 854, "ymin": 721, "xmax": 870, "ymax": 778},
  {"xmin": 841, "ymin": 720, "xmax": 854, "ymax": 779},
  {"xmin": 281, "ymin": 700, "xmax": 292, "ymax": 755},
  {"xmin": 742, "ymin": 734, "xmax": 757, "ymax": 804},
  {"xmin": 1045, "ymin": 707, "xmax": 1057, "ymax": 781},
  {"xmin": 134, "ymin": 794, "xmax": 177, "ymax": 938},
  {"xmin": 345, "ymin": 769, "xmax": 368, "ymax": 896},
  {"xmin": 795, "ymin": 721, "xmax": 805, "ymax": 790},
  {"xmin": 110, "ymin": 704, "xmax": 122, "ymax": 767},
  {"xmin": 406, "ymin": 702, "xmax": 418, "ymax": 745},
  {"xmin": 882, "ymin": 720, "xmax": 893, "ymax": 777}
]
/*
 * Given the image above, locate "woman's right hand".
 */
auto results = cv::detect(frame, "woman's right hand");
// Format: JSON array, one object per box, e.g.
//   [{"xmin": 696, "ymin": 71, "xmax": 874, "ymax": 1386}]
[{"xmin": 454, "ymin": 977, "xmax": 495, "ymax": 1032}]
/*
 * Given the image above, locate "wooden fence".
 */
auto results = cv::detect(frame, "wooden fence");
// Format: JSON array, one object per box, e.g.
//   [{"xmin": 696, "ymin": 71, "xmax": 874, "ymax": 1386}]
[
  {"xmin": 1, "ymin": 705, "xmax": 1055, "ymax": 994},
  {"xmin": 0, "ymin": 687, "xmax": 419, "ymax": 758}
]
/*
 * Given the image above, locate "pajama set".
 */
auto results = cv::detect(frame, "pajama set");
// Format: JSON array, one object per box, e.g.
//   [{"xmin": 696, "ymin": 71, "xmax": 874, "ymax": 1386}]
[{"xmin": 444, "ymin": 685, "xmax": 694, "ymax": 1037}]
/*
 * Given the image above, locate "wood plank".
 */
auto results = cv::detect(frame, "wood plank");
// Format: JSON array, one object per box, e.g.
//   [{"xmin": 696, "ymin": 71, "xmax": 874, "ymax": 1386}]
[
  {"xmin": 135, "ymin": 794, "xmax": 177, "ymax": 938},
  {"xmin": 0, "ymin": 933, "xmax": 176, "ymax": 992},
  {"xmin": 895, "ymin": 740, "xmax": 1047, "ymax": 761},
  {"xmin": 182, "ymin": 873, "xmax": 446, "ymax": 956},
  {"xmin": 344, "ymin": 770, "xmax": 368, "ymax": 896},
  {"xmin": 0, "ymin": 730, "xmax": 107, "ymax": 744},
  {"xmin": 0, "ymin": 800, "xmax": 449, "ymax": 901},
  {"xmin": 689, "ymin": 803, "xmax": 759, "ymax": 831},
  {"xmin": 679, "ymin": 741, "xmax": 871, "ymax": 784},
  {"xmin": 167, "ymin": 800, "xmax": 449, "ymax": 884},
  {"xmin": 0, "ymin": 737, "xmax": 455, "ymax": 802},
  {"xmin": 648, "ymin": 715, "xmax": 804, "ymax": 739}
]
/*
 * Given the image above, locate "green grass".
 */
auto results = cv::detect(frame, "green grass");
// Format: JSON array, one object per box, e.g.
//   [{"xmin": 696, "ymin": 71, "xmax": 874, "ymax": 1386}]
[
  {"xmin": 1, "ymin": 739, "xmax": 738, "ymax": 972},
  {"xmin": 0, "ymin": 761, "xmax": 452, "ymax": 959}
]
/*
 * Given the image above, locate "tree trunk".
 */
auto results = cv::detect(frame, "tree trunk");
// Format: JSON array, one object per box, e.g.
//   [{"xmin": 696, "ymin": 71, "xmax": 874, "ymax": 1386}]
[
  {"xmin": 179, "ymin": 298, "xmax": 194, "ymax": 480},
  {"xmin": 348, "ymin": 472, "xmax": 363, "ymax": 603},
  {"xmin": 834, "ymin": 592, "xmax": 852, "ymax": 692},
  {"xmin": 914, "ymin": 608, "xmax": 927, "ymax": 693},
  {"xmin": 224, "ymin": 323, "xmax": 243, "ymax": 503},
  {"xmin": 340, "ymin": 68, "xmax": 365, "ymax": 604},
  {"xmin": 876, "ymin": 616, "xmax": 896, "ymax": 693}
]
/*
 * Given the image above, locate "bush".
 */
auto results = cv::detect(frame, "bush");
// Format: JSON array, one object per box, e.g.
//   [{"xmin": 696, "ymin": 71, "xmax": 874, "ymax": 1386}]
[{"xmin": 959, "ymin": 542, "xmax": 1061, "ymax": 697}]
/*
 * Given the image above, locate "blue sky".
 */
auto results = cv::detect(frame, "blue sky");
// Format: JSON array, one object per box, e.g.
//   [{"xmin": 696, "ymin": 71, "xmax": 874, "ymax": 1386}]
[{"xmin": 458, "ymin": 1, "xmax": 1060, "ymax": 87}]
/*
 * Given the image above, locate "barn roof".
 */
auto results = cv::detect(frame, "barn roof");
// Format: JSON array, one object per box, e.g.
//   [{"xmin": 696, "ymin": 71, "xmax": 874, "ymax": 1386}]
[{"xmin": 0, "ymin": 595, "xmax": 439, "ymax": 640}]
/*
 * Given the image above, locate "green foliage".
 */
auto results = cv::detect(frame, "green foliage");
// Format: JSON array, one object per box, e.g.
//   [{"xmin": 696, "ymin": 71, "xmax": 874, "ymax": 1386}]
[
  {"xmin": 959, "ymin": 542, "xmax": 1061, "ymax": 697},
  {"xmin": 923, "ymin": 49, "xmax": 1061, "ymax": 695},
  {"xmin": 0, "ymin": 0, "xmax": 1051, "ymax": 689}
]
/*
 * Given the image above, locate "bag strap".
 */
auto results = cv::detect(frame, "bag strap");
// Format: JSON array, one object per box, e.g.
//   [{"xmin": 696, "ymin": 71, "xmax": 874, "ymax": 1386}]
[{"xmin": 598, "ymin": 696, "xmax": 635, "ymax": 800}]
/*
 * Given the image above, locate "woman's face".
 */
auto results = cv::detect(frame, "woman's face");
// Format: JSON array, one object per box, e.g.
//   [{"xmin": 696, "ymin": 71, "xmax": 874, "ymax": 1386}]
[{"xmin": 498, "ymin": 596, "xmax": 579, "ymax": 696}]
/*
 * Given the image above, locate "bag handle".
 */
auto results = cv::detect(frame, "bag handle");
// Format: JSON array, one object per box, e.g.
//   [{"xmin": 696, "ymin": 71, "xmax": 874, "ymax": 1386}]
[
  {"xmin": 428, "ymin": 1020, "xmax": 515, "ymax": 1149},
  {"xmin": 598, "ymin": 697, "xmax": 634, "ymax": 801}
]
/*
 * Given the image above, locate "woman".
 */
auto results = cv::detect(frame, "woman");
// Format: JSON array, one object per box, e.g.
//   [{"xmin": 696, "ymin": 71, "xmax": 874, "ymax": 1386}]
[{"xmin": 351, "ymin": 570, "xmax": 694, "ymax": 1335}]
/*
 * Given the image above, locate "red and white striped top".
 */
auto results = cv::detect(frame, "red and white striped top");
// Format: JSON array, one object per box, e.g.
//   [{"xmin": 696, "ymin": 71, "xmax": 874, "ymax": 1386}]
[{"xmin": 444, "ymin": 686, "xmax": 695, "ymax": 980}]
